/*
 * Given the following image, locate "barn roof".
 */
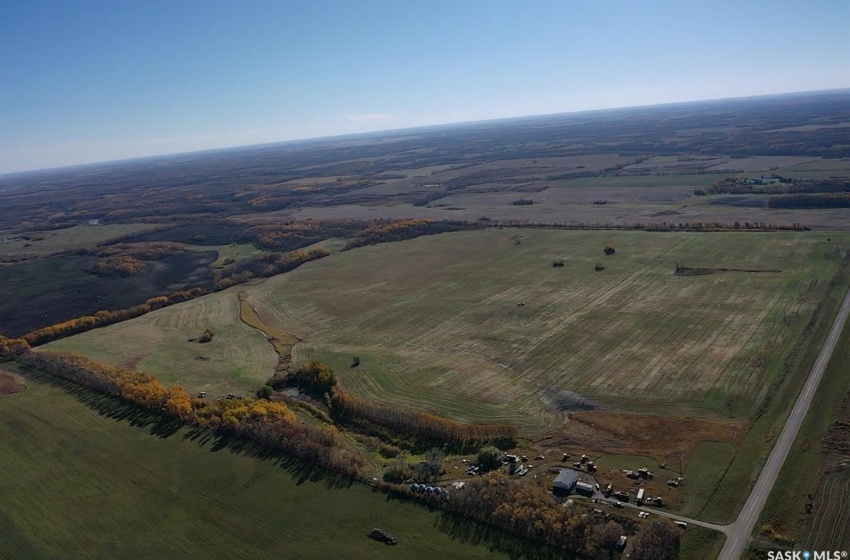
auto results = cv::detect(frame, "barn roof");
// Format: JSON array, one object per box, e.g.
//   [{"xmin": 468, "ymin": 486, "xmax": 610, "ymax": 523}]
[{"xmin": 553, "ymin": 469, "xmax": 581, "ymax": 489}]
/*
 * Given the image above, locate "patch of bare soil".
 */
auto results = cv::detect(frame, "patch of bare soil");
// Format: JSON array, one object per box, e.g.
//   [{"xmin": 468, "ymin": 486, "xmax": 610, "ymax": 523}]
[
  {"xmin": 539, "ymin": 388, "xmax": 599, "ymax": 412},
  {"xmin": 540, "ymin": 411, "xmax": 742, "ymax": 464},
  {"xmin": 0, "ymin": 371, "xmax": 26, "ymax": 397}
]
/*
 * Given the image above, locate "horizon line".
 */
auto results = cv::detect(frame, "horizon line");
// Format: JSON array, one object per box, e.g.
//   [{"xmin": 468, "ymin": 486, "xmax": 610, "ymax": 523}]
[{"xmin": 3, "ymin": 86, "xmax": 849, "ymax": 178}]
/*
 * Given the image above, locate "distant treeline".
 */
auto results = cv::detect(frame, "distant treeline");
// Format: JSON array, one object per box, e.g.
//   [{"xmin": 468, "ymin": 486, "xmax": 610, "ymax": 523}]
[
  {"xmin": 710, "ymin": 177, "xmax": 850, "ymax": 196},
  {"xmin": 18, "ymin": 351, "xmax": 365, "ymax": 478},
  {"xmin": 20, "ymin": 289, "xmax": 203, "ymax": 347},
  {"xmin": 341, "ymin": 219, "xmax": 480, "ymax": 251},
  {"xmin": 215, "ymin": 247, "xmax": 330, "ymax": 288},
  {"xmin": 244, "ymin": 221, "xmax": 363, "ymax": 251},
  {"xmin": 78, "ymin": 242, "xmax": 194, "ymax": 277},
  {"xmin": 473, "ymin": 218, "xmax": 810, "ymax": 232},
  {"xmin": 85, "ymin": 255, "xmax": 147, "ymax": 277},
  {"xmin": 767, "ymin": 193, "xmax": 850, "ymax": 209}
]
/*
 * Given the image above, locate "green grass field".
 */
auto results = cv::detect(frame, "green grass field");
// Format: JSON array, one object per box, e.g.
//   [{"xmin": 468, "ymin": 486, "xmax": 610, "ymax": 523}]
[
  {"xmin": 46, "ymin": 289, "xmax": 277, "ymax": 397},
  {"xmin": 0, "ymin": 222, "xmax": 164, "ymax": 258},
  {"xmin": 52, "ymin": 229, "xmax": 850, "ymax": 435},
  {"xmin": 0, "ymin": 368, "xmax": 520, "ymax": 560}
]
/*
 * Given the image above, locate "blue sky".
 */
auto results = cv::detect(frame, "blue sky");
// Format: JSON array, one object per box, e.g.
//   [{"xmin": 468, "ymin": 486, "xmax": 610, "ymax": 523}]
[{"xmin": 1, "ymin": 0, "xmax": 848, "ymax": 173}]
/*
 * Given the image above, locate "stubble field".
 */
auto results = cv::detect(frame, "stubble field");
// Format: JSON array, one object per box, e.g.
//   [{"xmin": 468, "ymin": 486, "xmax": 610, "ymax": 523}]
[{"xmin": 248, "ymin": 229, "xmax": 847, "ymax": 431}]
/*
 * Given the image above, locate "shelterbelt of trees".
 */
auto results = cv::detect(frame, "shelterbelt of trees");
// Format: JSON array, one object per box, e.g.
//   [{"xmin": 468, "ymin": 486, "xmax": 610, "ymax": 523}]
[
  {"xmin": 18, "ymin": 289, "xmax": 203, "ymax": 346},
  {"xmin": 280, "ymin": 362, "xmax": 517, "ymax": 450},
  {"xmin": 15, "ymin": 351, "xmax": 366, "ymax": 478},
  {"xmin": 0, "ymin": 345, "xmax": 680, "ymax": 558},
  {"xmin": 214, "ymin": 247, "xmax": 330, "ymax": 288}
]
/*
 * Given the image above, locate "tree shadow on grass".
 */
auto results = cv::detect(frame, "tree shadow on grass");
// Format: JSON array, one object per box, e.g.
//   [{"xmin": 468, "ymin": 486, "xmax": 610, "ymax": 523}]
[
  {"xmin": 25, "ymin": 364, "xmax": 357, "ymax": 489},
  {"xmin": 183, "ymin": 428, "xmax": 356, "ymax": 490},
  {"xmin": 430, "ymin": 512, "xmax": 569, "ymax": 560},
  {"xmin": 21, "ymin": 367, "xmax": 182, "ymax": 438},
  {"xmin": 378, "ymin": 490, "xmax": 570, "ymax": 560}
]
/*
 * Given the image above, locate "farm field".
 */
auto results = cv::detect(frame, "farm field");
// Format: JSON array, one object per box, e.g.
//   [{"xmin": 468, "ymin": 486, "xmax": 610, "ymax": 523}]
[
  {"xmin": 49, "ymin": 229, "xmax": 849, "ymax": 435},
  {"xmin": 46, "ymin": 288, "xmax": 277, "ymax": 397},
  {"xmin": 0, "ymin": 368, "xmax": 518, "ymax": 560},
  {"xmin": 0, "ymin": 222, "xmax": 163, "ymax": 259},
  {"xmin": 240, "ymin": 229, "xmax": 847, "ymax": 431},
  {"xmin": 753, "ymin": 306, "xmax": 850, "ymax": 552}
]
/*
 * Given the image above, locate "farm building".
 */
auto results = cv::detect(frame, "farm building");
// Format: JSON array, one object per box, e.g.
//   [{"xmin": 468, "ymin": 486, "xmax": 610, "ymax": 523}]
[
  {"xmin": 552, "ymin": 469, "xmax": 581, "ymax": 496},
  {"xmin": 575, "ymin": 481, "xmax": 595, "ymax": 496}
]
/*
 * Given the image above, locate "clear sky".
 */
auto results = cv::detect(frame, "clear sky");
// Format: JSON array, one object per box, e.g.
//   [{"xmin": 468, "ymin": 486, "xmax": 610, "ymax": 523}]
[{"xmin": 1, "ymin": 0, "xmax": 848, "ymax": 174}]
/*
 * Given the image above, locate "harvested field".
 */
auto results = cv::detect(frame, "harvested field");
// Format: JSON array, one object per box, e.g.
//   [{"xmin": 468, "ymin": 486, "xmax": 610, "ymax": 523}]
[
  {"xmin": 45, "ymin": 289, "xmax": 277, "ymax": 397},
  {"xmin": 237, "ymin": 229, "xmax": 849, "ymax": 432}
]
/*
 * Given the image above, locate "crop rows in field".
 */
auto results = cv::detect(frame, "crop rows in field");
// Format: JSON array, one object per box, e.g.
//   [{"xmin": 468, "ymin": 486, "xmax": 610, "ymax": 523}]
[
  {"xmin": 805, "ymin": 467, "xmax": 850, "ymax": 550},
  {"xmin": 246, "ymin": 229, "xmax": 847, "ymax": 430}
]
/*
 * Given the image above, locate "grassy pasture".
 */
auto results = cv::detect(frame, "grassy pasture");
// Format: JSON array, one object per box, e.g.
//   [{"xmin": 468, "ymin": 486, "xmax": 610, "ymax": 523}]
[
  {"xmin": 0, "ymin": 369, "xmax": 516, "ymax": 560},
  {"xmin": 237, "ymin": 229, "xmax": 848, "ymax": 433},
  {"xmin": 46, "ymin": 289, "xmax": 277, "ymax": 397},
  {"xmin": 0, "ymin": 222, "xmax": 163, "ymax": 258}
]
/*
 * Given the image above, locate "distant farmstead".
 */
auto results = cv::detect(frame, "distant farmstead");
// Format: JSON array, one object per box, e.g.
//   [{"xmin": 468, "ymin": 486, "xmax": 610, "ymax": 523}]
[{"xmin": 553, "ymin": 469, "xmax": 581, "ymax": 496}]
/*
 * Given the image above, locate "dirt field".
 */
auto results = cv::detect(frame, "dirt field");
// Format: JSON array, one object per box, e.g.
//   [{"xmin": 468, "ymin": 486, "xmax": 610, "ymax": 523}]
[{"xmin": 541, "ymin": 411, "xmax": 740, "ymax": 461}]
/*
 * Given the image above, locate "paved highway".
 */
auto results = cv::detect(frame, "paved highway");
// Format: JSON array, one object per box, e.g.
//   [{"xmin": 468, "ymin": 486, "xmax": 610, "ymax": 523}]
[{"xmin": 717, "ymin": 283, "xmax": 850, "ymax": 560}]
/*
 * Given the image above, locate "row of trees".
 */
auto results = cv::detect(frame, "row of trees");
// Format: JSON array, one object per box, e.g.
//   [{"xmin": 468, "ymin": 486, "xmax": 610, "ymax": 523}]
[
  {"xmin": 244, "ymin": 220, "xmax": 366, "ymax": 251},
  {"xmin": 710, "ymin": 177, "xmax": 848, "ymax": 196},
  {"xmin": 281, "ymin": 361, "xmax": 517, "ymax": 450},
  {"xmin": 471, "ymin": 218, "xmax": 810, "ymax": 232},
  {"xmin": 0, "ymin": 336, "xmax": 30, "ymax": 360},
  {"xmin": 215, "ymin": 247, "xmax": 330, "ymax": 288},
  {"xmin": 17, "ymin": 351, "xmax": 366, "ymax": 478},
  {"xmin": 78, "ymin": 242, "xmax": 189, "ymax": 260},
  {"xmin": 330, "ymin": 387, "xmax": 516, "ymax": 450},
  {"xmin": 768, "ymin": 193, "xmax": 850, "ymax": 209},
  {"xmin": 341, "ymin": 219, "xmax": 478, "ymax": 250},
  {"xmin": 433, "ymin": 475, "xmax": 678, "ymax": 559},
  {"xmin": 21, "ymin": 289, "xmax": 203, "ymax": 346}
]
